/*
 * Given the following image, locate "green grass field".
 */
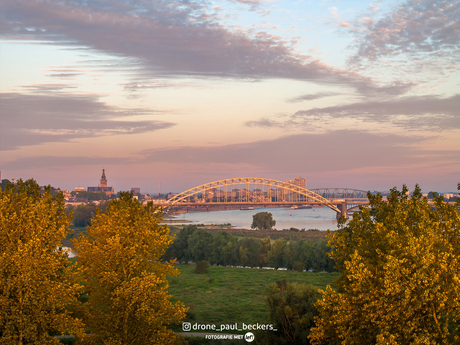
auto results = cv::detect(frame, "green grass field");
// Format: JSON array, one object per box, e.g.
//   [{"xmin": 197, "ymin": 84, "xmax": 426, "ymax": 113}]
[{"xmin": 168, "ymin": 264, "xmax": 339, "ymax": 326}]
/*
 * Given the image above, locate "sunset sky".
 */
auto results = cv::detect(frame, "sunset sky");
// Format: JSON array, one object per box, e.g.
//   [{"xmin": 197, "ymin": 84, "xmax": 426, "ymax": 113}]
[{"xmin": 1, "ymin": 0, "xmax": 459, "ymax": 194}]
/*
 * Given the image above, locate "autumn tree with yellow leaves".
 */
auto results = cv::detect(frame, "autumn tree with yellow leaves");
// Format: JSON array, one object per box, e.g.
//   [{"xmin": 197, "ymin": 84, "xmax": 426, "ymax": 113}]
[
  {"xmin": 73, "ymin": 193, "xmax": 186, "ymax": 345},
  {"xmin": 309, "ymin": 185, "xmax": 460, "ymax": 344},
  {"xmin": 0, "ymin": 179, "xmax": 84, "ymax": 344}
]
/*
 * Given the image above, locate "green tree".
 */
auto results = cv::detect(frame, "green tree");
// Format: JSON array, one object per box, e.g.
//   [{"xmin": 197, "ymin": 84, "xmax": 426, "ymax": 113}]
[
  {"xmin": 310, "ymin": 185, "xmax": 460, "ymax": 344},
  {"xmin": 238, "ymin": 237, "xmax": 262, "ymax": 267},
  {"xmin": 71, "ymin": 191, "xmax": 108, "ymax": 201},
  {"xmin": 73, "ymin": 193, "xmax": 186, "ymax": 345},
  {"xmin": 0, "ymin": 179, "xmax": 11, "ymax": 191},
  {"xmin": 187, "ymin": 229, "xmax": 213, "ymax": 263},
  {"xmin": 427, "ymin": 191, "xmax": 438, "ymax": 199},
  {"xmin": 212, "ymin": 231, "xmax": 238, "ymax": 266},
  {"xmin": 72, "ymin": 203, "xmax": 98, "ymax": 227},
  {"xmin": 71, "ymin": 201, "xmax": 110, "ymax": 228},
  {"xmin": 267, "ymin": 238, "xmax": 287, "ymax": 269},
  {"xmin": 251, "ymin": 211, "xmax": 276, "ymax": 230},
  {"xmin": 167, "ymin": 224, "xmax": 198, "ymax": 263},
  {"xmin": 0, "ymin": 179, "xmax": 84, "ymax": 344},
  {"xmin": 257, "ymin": 237, "xmax": 272, "ymax": 268},
  {"xmin": 256, "ymin": 280, "xmax": 320, "ymax": 344},
  {"xmin": 310, "ymin": 238, "xmax": 335, "ymax": 272}
]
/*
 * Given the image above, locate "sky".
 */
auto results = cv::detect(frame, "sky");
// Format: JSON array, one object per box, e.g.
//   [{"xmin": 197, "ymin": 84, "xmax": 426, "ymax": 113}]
[{"xmin": 0, "ymin": 0, "xmax": 459, "ymax": 194}]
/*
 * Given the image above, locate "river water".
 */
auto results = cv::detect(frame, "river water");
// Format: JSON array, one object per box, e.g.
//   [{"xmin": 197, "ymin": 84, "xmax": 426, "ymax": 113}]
[{"xmin": 168, "ymin": 206, "xmax": 339, "ymax": 231}]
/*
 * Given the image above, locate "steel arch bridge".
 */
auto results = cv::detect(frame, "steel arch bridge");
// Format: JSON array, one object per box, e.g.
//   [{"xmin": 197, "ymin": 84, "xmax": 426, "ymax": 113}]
[
  {"xmin": 310, "ymin": 188, "xmax": 370, "ymax": 200},
  {"xmin": 166, "ymin": 177, "xmax": 351, "ymax": 216}
]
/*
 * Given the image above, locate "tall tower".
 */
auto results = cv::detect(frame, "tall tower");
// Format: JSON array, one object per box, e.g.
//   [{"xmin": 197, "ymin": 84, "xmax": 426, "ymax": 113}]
[{"xmin": 100, "ymin": 169, "xmax": 107, "ymax": 187}]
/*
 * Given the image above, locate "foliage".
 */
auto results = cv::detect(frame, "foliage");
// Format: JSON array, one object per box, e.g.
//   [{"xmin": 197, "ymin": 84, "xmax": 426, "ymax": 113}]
[
  {"xmin": 72, "ymin": 193, "xmax": 187, "ymax": 345},
  {"xmin": 194, "ymin": 260, "xmax": 210, "ymax": 274},
  {"xmin": 187, "ymin": 229, "xmax": 213, "ymax": 263},
  {"xmin": 212, "ymin": 231, "xmax": 239, "ymax": 266},
  {"xmin": 251, "ymin": 211, "xmax": 276, "ymax": 230},
  {"xmin": 267, "ymin": 238, "xmax": 287, "ymax": 269},
  {"xmin": 0, "ymin": 179, "xmax": 11, "ymax": 191},
  {"xmin": 164, "ymin": 227, "xmax": 334, "ymax": 272},
  {"xmin": 256, "ymin": 280, "xmax": 320, "ymax": 344},
  {"xmin": 0, "ymin": 179, "xmax": 84, "ymax": 344},
  {"xmin": 310, "ymin": 239, "xmax": 335, "ymax": 272},
  {"xmin": 71, "ymin": 201, "xmax": 109, "ymax": 227},
  {"xmin": 72, "ymin": 203, "xmax": 97, "ymax": 227},
  {"xmin": 310, "ymin": 185, "xmax": 460, "ymax": 344},
  {"xmin": 71, "ymin": 191, "xmax": 109, "ymax": 201},
  {"xmin": 166, "ymin": 224, "xmax": 199, "ymax": 263}
]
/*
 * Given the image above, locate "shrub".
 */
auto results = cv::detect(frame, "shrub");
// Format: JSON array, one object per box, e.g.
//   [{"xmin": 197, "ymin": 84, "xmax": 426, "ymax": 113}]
[{"xmin": 194, "ymin": 260, "xmax": 210, "ymax": 274}]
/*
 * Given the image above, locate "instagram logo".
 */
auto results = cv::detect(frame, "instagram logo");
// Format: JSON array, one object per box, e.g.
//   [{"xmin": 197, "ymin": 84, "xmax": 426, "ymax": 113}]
[{"xmin": 182, "ymin": 322, "xmax": 192, "ymax": 331}]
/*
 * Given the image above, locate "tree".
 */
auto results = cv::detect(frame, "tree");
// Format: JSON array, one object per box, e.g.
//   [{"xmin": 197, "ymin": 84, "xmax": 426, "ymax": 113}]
[
  {"xmin": 257, "ymin": 280, "xmax": 320, "ymax": 344},
  {"xmin": 166, "ymin": 224, "xmax": 198, "ymax": 263},
  {"xmin": 267, "ymin": 238, "xmax": 287, "ymax": 269},
  {"xmin": 72, "ymin": 202, "xmax": 97, "ymax": 227},
  {"xmin": 310, "ymin": 185, "xmax": 460, "ymax": 344},
  {"xmin": 251, "ymin": 211, "xmax": 276, "ymax": 230},
  {"xmin": 212, "ymin": 230, "xmax": 238, "ymax": 266},
  {"xmin": 238, "ymin": 237, "xmax": 262, "ymax": 267},
  {"xmin": 427, "ymin": 191, "xmax": 438, "ymax": 199},
  {"xmin": 187, "ymin": 229, "xmax": 213, "ymax": 263},
  {"xmin": 73, "ymin": 193, "xmax": 186, "ymax": 345},
  {"xmin": 310, "ymin": 239, "xmax": 335, "ymax": 272},
  {"xmin": 0, "ymin": 179, "xmax": 84, "ymax": 344},
  {"xmin": 71, "ymin": 190, "xmax": 108, "ymax": 201},
  {"xmin": 71, "ymin": 201, "xmax": 110, "ymax": 228}
]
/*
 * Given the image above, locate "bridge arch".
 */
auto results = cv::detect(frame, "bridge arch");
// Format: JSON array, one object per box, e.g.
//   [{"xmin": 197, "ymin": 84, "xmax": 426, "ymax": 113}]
[{"xmin": 166, "ymin": 177, "xmax": 342, "ymax": 215}]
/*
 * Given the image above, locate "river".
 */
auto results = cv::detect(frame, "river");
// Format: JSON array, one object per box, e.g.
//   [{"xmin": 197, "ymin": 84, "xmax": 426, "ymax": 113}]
[{"xmin": 167, "ymin": 206, "xmax": 339, "ymax": 231}]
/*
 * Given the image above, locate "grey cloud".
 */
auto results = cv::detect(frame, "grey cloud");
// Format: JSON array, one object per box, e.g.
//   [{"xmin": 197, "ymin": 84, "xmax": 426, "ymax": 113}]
[
  {"xmin": 138, "ymin": 130, "xmax": 438, "ymax": 173},
  {"xmin": 286, "ymin": 92, "xmax": 338, "ymax": 103},
  {"xmin": 0, "ymin": 0, "xmax": 410, "ymax": 96},
  {"xmin": 350, "ymin": 0, "xmax": 460, "ymax": 63},
  {"xmin": 46, "ymin": 73, "xmax": 81, "ymax": 78},
  {"xmin": 291, "ymin": 94, "xmax": 460, "ymax": 130},
  {"xmin": 19, "ymin": 83, "xmax": 78, "ymax": 93},
  {"xmin": 245, "ymin": 117, "xmax": 284, "ymax": 128},
  {"xmin": 0, "ymin": 92, "xmax": 175, "ymax": 150}
]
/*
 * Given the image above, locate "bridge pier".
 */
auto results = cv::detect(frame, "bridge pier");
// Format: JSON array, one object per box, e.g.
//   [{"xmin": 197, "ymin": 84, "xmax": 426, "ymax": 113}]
[{"xmin": 334, "ymin": 200, "xmax": 348, "ymax": 219}]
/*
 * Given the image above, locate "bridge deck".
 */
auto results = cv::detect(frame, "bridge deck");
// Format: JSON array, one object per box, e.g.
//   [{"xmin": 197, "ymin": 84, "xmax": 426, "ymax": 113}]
[{"xmin": 166, "ymin": 201, "xmax": 369, "ymax": 206}]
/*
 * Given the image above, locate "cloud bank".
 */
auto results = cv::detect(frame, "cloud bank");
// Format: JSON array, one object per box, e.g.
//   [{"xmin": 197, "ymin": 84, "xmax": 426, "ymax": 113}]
[
  {"xmin": 247, "ymin": 94, "xmax": 460, "ymax": 131},
  {"xmin": 0, "ymin": 92, "xmax": 175, "ymax": 150},
  {"xmin": 0, "ymin": 0, "xmax": 414, "ymax": 96}
]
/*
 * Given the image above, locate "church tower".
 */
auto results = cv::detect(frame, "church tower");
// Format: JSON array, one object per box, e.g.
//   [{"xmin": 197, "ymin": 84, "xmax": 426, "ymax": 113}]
[{"xmin": 100, "ymin": 169, "xmax": 107, "ymax": 187}]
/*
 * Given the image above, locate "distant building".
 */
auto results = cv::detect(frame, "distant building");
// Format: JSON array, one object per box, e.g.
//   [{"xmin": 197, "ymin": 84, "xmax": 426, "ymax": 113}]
[
  {"xmin": 131, "ymin": 188, "xmax": 141, "ymax": 195},
  {"xmin": 62, "ymin": 190, "xmax": 71, "ymax": 199},
  {"xmin": 293, "ymin": 177, "xmax": 306, "ymax": 189},
  {"xmin": 87, "ymin": 169, "xmax": 114, "ymax": 196},
  {"xmin": 74, "ymin": 187, "xmax": 86, "ymax": 192},
  {"xmin": 285, "ymin": 177, "xmax": 306, "ymax": 189}
]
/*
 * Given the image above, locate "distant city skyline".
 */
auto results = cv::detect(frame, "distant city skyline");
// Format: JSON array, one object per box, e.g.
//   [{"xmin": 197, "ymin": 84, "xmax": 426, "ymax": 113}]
[{"xmin": 1, "ymin": 0, "xmax": 459, "ymax": 193}]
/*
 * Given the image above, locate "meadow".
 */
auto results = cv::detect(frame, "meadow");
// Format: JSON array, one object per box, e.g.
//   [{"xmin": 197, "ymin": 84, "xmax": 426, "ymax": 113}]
[{"xmin": 167, "ymin": 264, "xmax": 339, "ymax": 326}]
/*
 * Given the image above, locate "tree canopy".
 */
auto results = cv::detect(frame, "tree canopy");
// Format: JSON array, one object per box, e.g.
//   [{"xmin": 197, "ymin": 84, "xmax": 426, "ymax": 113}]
[
  {"xmin": 0, "ymin": 179, "xmax": 84, "ymax": 344},
  {"xmin": 251, "ymin": 211, "xmax": 276, "ymax": 230},
  {"xmin": 259, "ymin": 280, "xmax": 320, "ymax": 345},
  {"xmin": 73, "ymin": 193, "xmax": 186, "ymax": 345},
  {"xmin": 309, "ymin": 185, "xmax": 460, "ymax": 344}
]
